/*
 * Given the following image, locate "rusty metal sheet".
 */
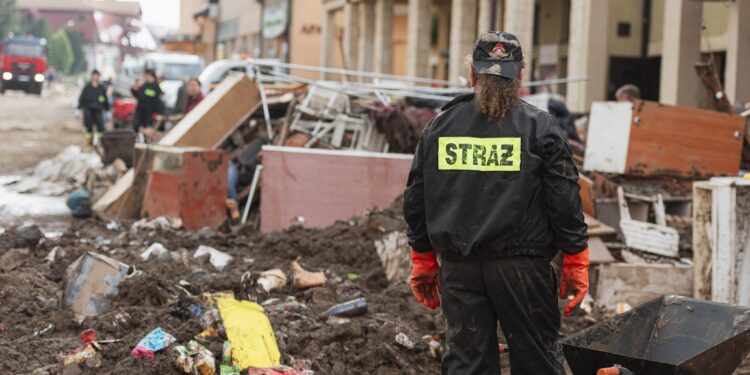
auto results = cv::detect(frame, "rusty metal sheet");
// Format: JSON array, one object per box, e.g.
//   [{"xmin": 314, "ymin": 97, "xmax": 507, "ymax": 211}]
[
  {"xmin": 626, "ymin": 100, "xmax": 745, "ymax": 178},
  {"xmin": 259, "ymin": 146, "xmax": 413, "ymax": 233}
]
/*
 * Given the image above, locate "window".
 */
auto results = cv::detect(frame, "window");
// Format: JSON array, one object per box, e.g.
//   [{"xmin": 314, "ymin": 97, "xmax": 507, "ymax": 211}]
[{"xmin": 617, "ymin": 22, "xmax": 631, "ymax": 37}]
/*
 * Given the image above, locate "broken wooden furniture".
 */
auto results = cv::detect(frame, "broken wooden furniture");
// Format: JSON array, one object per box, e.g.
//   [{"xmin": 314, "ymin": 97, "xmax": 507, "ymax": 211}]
[
  {"xmin": 288, "ymin": 84, "xmax": 388, "ymax": 151},
  {"xmin": 137, "ymin": 145, "xmax": 229, "ymax": 231},
  {"xmin": 693, "ymin": 177, "xmax": 750, "ymax": 307},
  {"xmin": 584, "ymin": 100, "xmax": 746, "ymax": 178},
  {"xmin": 92, "ymin": 75, "xmax": 260, "ymax": 221},
  {"xmin": 617, "ymin": 187, "xmax": 679, "ymax": 258}
]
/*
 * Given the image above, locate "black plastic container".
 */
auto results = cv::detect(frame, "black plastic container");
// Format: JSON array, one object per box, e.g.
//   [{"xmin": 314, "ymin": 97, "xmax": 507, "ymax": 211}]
[
  {"xmin": 562, "ymin": 295, "xmax": 750, "ymax": 375},
  {"xmin": 101, "ymin": 128, "xmax": 135, "ymax": 167}
]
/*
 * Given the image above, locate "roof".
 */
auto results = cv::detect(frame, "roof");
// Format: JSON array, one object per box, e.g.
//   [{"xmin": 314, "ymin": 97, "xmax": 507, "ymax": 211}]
[{"xmin": 16, "ymin": 0, "xmax": 141, "ymax": 16}]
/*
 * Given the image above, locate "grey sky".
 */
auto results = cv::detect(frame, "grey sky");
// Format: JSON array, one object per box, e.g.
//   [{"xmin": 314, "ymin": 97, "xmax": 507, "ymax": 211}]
[{"xmin": 140, "ymin": 0, "xmax": 180, "ymax": 30}]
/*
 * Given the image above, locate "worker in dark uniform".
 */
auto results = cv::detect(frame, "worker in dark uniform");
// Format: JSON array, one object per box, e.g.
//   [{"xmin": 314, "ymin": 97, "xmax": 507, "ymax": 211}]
[
  {"xmin": 403, "ymin": 31, "xmax": 589, "ymax": 375},
  {"xmin": 77, "ymin": 69, "xmax": 109, "ymax": 146},
  {"xmin": 131, "ymin": 69, "xmax": 163, "ymax": 132}
]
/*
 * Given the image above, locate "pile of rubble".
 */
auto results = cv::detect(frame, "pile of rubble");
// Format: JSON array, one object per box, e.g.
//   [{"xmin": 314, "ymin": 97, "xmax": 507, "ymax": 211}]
[
  {"xmin": 0, "ymin": 201, "xmax": 449, "ymax": 374},
  {"xmin": 0, "ymin": 199, "xmax": 608, "ymax": 374}
]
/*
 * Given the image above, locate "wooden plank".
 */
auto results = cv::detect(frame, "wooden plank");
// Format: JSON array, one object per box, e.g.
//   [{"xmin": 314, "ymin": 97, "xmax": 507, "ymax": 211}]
[
  {"xmin": 584, "ymin": 213, "xmax": 616, "ymax": 237},
  {"xmin": 625, "ymin": 100, "xmax": 745, "ymax": 177},
  {"xmin": 259, "ymin": 146, "xmax": 412, "ymax": 233},
  {"xmin": 588, "ymin": 237, "xmax": 615, "ymax": 265},
  {"xmin": 160, "ymin": 75, "xmax": 261, "ymax": 148},
  {"xmin": 578, "ymin": 175, "xmax": 596, "ymax": 217},
  {"xmin": 583, "ymin": 101, "xmax": 632, "ymax": 174}
]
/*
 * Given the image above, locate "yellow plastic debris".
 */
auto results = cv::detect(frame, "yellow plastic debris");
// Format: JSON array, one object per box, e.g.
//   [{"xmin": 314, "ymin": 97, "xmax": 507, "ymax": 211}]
[{"xmin": 216, "ymin": 297, "xmax": 280, "ymax": 369}]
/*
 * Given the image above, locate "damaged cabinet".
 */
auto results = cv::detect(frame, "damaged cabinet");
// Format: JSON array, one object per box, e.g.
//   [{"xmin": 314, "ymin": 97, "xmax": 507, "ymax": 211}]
[
  {"xmin": 139, "ymin": 145, "xmax": 229, "ymax": 231},
  {"xmin": 584, "ymin": 100, "xmax": 746, "ymax": 178},
  {"xmin": 693, "ymin": 177, "xmax": 750, "ymax": 306}
]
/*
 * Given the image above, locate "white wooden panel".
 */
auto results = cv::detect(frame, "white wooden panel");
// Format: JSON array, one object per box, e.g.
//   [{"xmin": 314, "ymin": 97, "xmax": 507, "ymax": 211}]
[{"xmin": 583, "ymin": 101, "xmax": 633, "ymax": 174}]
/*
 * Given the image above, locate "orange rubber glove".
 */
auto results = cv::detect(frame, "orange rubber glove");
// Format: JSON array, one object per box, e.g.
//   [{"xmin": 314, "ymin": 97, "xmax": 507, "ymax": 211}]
[
  {"xmin": 410, "ymin": 249, "xmax": 440, "ymax": 309},
  {"xmin": 559, "ymin": 248, "xmax": 589, "ymax": 317}
]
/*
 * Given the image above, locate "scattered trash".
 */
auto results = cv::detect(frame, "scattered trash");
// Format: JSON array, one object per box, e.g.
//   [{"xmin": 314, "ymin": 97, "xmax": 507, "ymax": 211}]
[
  {"xmin": 131, "ymin": 327, "xmax": 176, "ymax": 359},
  {"xmin": 170, "ymin": 294, "xmax": 204, "ymax": 320},
  {"xmin": 266, "ymin": 298, "xmax": 306, "ymax": 314},
  {"xmin": 325, "ymin": 316, "xmax": 350, "ymax": 325},
  {"xmin": 62, "ymin": 252, "xmax": 129, "ymax": 320},
  {"xmin": 194, "ymin": 245, "xmax": 233, "ymax": 270},
  {"xmin": 45, "ymin": 246, "xmax": 64, "ymax": 263},
  {"xmin": 615, "ymin": 302, "xmax": 632, "ymax": 314},
  {"xmin": 427, "ymin": 338, "xmax": 442, "ymax": 358},
  {"xmin": 199, "ymin": 308, "xmax": 224, "ymax": 337},
  {"xmin": 62, "ymin": 344, "xmax": 99, "ymax": 367},
  {"xmin": 15, "ymin": 223, "xmax": 43, "ymax": 247},
  {"xmin": 33, "ymin": 323, "xmax": 54, "ymax": 336},
  {"xmin": 580, "ymin": 294, "xmax": 594, "ymax": 314},
  {"xmin": 217, "ymin": 297, "xmax": 281, "ymax": 369},
  {"xmin": 141, "ymin": 242, "xmax": 171, "ymax": 261},
  {"xmin": 498, "ymin": 343, "xmax": 509, "ymax": 353},
  {"xmin": 66, "ymin": 186, "xmax": 91, "ymax": 218},
  {"xmin": 320, "ymin": 297, "xmax": 367, "ymax": 318},
  {"xmin": 346, "ymin": 273, "xmax": 359, "ymax": 281},
  {"xmin": 13, "ymin": 145, "xmax": 101, "ymax": 196},
  {"xmin": 131, "ymin": 216, "xmax": 182, "ymax": 232},
  {"xmin": 106, "ymin": 221, "xmax": 123, "ymax": 231},
  {"xmin": 220, "ymin": 364, "xmax": 242, "ymax": 375},
  {"xmin": 257, "ymin": 269, "xmax": 287, "ymax": 292},
  {"xmin": 80, "ymin": 329, "xmax": 97, "ymax": 345},
  {"xmin": 174, "ymin": 340, "xmax": 216, "ymax": 375},
  {"xmin": 291, "ymin": 260, "xmax": 327, "ymax": 289},
  {"xmin": 395, "ymin": 332, "xmax": 414, "ymax": 349}
]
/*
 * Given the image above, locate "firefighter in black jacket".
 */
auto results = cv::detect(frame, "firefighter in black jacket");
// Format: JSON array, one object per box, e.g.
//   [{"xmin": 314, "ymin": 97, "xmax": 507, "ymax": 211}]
[
  {"xmin": 403, "ymin": 31, "xmax": 590, "ymax": 375},
  {"xmin": 130, "ymin": 69, "xmax": 163, "ymax": 132},
  {"xmin": 77, "ymin": 70, "xmax": 109, "ymax": 145}
]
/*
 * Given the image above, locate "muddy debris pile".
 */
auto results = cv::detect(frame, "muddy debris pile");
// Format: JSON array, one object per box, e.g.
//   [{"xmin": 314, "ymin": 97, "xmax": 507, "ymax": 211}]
[{"xmin": 0, "ymin": 204, "xmax": 453, "ymax": 375}]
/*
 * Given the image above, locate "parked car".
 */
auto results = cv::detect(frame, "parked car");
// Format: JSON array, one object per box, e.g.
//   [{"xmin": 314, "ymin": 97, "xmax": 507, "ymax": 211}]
[{"xmin": 198, "ymin": 58, "xmax": 283, "ymax": 95}]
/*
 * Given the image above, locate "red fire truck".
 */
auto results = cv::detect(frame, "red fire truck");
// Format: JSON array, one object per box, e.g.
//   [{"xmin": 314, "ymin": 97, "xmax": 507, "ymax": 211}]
[{"xmin": 0, "ymin": 36, "xmax": 47, "ymax": 95}]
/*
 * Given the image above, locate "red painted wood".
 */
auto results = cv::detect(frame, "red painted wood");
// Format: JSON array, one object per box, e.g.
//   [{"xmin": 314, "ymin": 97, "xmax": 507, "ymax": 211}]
[{"xmin": 260, "ymin": 149, "xmax": 413, "ymax": 233}]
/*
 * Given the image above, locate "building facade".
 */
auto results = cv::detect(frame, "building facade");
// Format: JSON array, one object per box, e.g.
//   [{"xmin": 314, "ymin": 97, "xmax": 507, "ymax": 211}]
[
  {"xmin": 181, "ymin": 0, "xmax": 749, "ymax": 113},
  {"xmin": 320, "ymin": 0, "xmax": 750, "ymax": 112}
]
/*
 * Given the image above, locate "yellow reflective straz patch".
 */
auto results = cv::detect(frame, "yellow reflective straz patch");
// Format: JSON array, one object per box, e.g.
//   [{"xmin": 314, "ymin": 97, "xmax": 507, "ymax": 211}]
[{"xmin": 438, "ymin": 137, "xmax": 521, "ymax": 171}]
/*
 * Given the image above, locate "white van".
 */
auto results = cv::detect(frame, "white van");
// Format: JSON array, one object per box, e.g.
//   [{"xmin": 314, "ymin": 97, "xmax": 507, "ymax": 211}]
[{"xmin": 115, "ymin": 52, "xmax": 204, "ymax": 112}]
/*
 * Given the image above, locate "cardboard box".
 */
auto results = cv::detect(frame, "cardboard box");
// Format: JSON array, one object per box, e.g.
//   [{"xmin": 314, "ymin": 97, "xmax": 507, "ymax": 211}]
[{"xmin": 62, "ymin": 252, "xmax": 129, "ymax": 320}]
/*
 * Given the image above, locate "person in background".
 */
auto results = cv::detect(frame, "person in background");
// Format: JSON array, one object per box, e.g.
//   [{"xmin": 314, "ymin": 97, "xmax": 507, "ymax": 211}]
[
  {"xmin": 182, "ymin": 77, "xmax": 205, "ymax": 115},
  {"xmin": 77, "ymin": 69, "xmax": 110, "ymax": 146},
  {"xmin": 101, "ymin": 76, "xmax": 115, "ymax": 128},
  {"xmin": 131, "ymin": 69, "xmax": 163, "ymax": 132},
  {"xmin": 615, "ymin": 84, "xmax": 641, "ymax": 102},
  {"xmin": 45, "ymin": 66, "xmax": 57, "ymax": 88}
]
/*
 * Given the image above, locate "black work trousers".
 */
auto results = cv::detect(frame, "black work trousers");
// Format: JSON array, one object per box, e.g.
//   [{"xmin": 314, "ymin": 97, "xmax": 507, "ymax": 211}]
[
  {"xmin": 440, "ymin": 256, "xmax": 563, "ymax": 375},
  {"xmin": 83, "ymin": 109, "xmax": 104, "ymax": 134},
  {"xmin": 133, "ymin": 108, "xmax": 155, "ymax": 132}
]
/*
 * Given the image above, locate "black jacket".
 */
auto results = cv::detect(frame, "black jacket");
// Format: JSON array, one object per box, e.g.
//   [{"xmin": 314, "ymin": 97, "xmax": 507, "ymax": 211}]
[
  {"xmin": 78, "ymin": 83, "xmax": 110, "ymax": 112},
  {"xmin": 131, "ymin": 82, "xmax": 163, "ymax": 114},
  {"xmin": 403, "ymin": 94, "xmax": 588, "ymax": 260}
]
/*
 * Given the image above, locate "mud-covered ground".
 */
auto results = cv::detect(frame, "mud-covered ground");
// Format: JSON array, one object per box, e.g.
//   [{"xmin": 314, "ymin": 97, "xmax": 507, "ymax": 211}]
[
  {"xmin": 0, "ymin": 86, "xmax": 84, "ymax": 175},
  {"xmin": 0, "ymin": 198, "xmax": 622, "ymax": 375}
]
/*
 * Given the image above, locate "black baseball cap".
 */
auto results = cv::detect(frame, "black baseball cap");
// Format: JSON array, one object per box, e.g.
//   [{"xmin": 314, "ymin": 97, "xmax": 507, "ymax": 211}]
[{"xmin": 472, "ymin": 31, "xmax": 524, "ymax": 79}]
